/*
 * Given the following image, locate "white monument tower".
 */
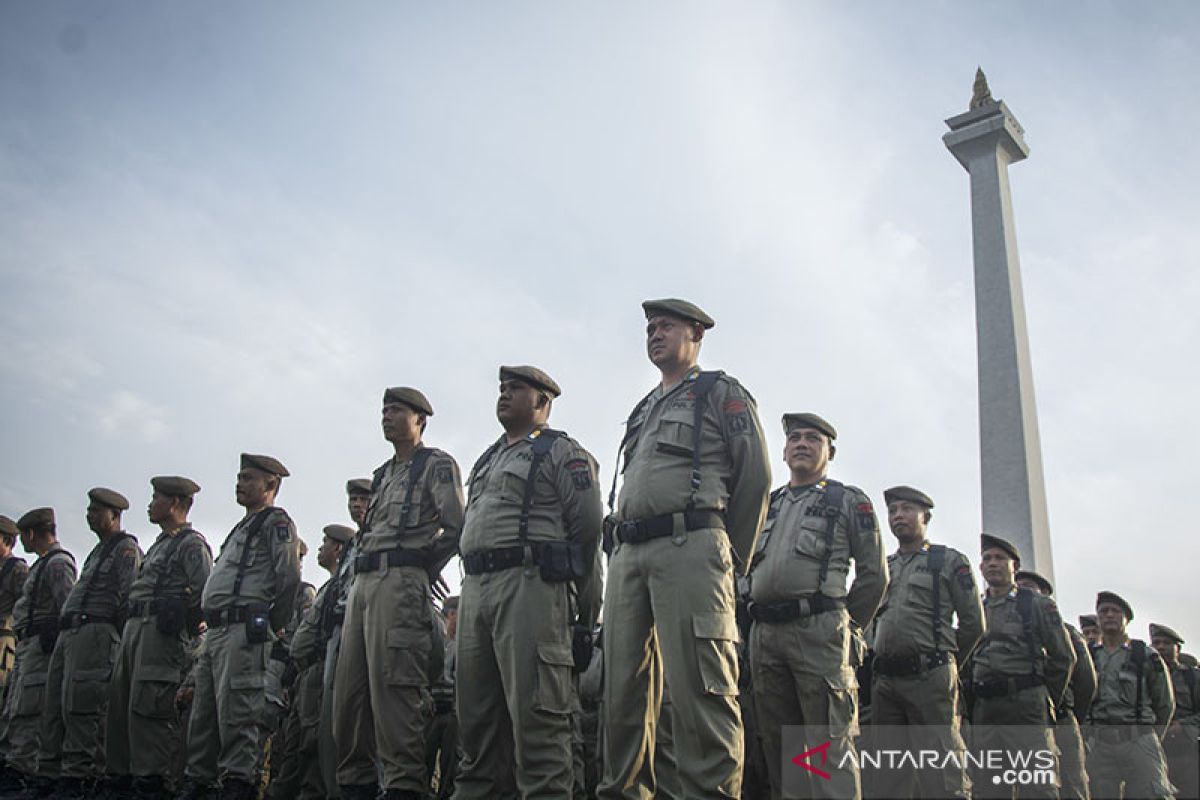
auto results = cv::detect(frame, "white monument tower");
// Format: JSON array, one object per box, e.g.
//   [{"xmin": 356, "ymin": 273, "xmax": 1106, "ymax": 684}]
[{"xmin": 943, "ymin": 69, "xmax": 1054, "ymax": 583}]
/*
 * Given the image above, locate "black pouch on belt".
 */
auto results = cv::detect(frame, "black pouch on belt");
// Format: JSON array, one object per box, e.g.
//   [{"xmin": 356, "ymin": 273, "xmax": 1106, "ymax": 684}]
[
  {"xmin": 156, "ymin": 597, "xmax": 187, "ymax": 636},
  {"xmin": 539, "ymin": 541, "xmax": 586, "ymax": 583},
  {"xmin": 571, "ymin": 623, "xmax": 594, "ymax": 673},
  {"xmin": 244, "ymin": 604, "xmax": 271, "ymax": 644}
]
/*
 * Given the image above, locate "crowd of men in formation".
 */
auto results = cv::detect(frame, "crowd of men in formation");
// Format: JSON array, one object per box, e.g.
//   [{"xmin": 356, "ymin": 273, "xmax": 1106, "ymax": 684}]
[{"xmin": 0, "ymin": 297, "xmax": 1195, "ymax": 800}]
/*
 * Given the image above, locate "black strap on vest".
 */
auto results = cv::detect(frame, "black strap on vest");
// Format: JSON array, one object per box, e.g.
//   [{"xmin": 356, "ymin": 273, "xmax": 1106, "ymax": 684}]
[
  {"xmin": 152, "ymin": 528, "xmax": 200, "ymax": 600},
  {"xmin": 467, "ymin": 441, "xmax": 504, "ymax": 506},
  {"xmin": 231, "ymin": 508, "xmax": 276, "ymax": 598},
  {"xmin": 398, "ymin": 448, "xmax": 433, "ymax": 528},
  {"xmin": 927, "ymin": 544, "xmax": 946, "ymax": 651},
  {"xmin": 519, "ymin": 429, "xmax": 564, "ymax": 549},
  {"xmin": 78, "ymin": 532, "xmax": 134, "ymax": 613},
  {"xmin": 816, "ymin": 480, "xmax": 846, "ymax": 591},
  {"xmin": 26, "ymin": 550, "xmax": 75, "ymax": 629},
  {"xmin": 1184, "ymin": 665, "xmax": 1197, "ymax": 713},
  {"xmin": 1130, "ymin": 639, "xmax": 1147, "ymax": 722},
  {"xmin": 1014, "ymin": 587, "xmax": 1042, "ymax": 678}
]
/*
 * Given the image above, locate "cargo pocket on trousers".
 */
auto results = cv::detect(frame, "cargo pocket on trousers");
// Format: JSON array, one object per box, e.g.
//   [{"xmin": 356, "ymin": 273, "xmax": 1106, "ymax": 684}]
[
  {"xmin": 14, "ymin": 671, "xmax": 47, "ymax": 717},
  {"xmin": 693, "ymin": 612, "xmax": 739, "ymax": 696},
  {"xmin": 826, "ymin": 677, "xmax": 859, "ymax": 740},
  {"xmin": 385, "ymin": 627, "xmax": 429, "ymax": 687},
  {"xmin": 228, "ymin": 672, "xmax": 267, "ymax": 726},
  {"xmin": 133, "ymin": 665, "xmax": 180, "ymax": 720},
  {"xmin": 533, "ymin": 641, "xmax": 575, "ymax": 714},
  {"xmin": 67, "ymin": 667, "xmax": 112, "ymax": 715}
]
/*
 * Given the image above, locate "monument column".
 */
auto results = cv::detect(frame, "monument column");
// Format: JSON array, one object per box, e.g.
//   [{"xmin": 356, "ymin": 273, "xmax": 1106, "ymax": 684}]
[{"xmin": 943, "ymin": 69, "xmax": 1054, "ymax": 583}]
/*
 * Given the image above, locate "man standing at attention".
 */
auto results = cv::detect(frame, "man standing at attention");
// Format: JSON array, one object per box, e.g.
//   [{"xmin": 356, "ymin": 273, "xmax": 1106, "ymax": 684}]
[
  {"xmin": 600, "ymin": 299, "xmax": 771, "ymax": 800},
  {"xmin": 1150, "ymin": 622, "xmax": 1198, "ymax": 800},
  {"xmin": 0, "ymin": 517, "xmax": 30, "ymax": 711}
]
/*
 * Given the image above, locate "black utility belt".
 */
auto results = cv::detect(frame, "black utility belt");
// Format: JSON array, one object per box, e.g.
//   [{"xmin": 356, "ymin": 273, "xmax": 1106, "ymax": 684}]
[
  {"xmin": 127, "ymin": 599, "xmax": 169, "ymax": 618},
  {"xmin": 462, "ymin": 541, "xmax": 586, "ymax": 583},
  {"xmin": 747, "ymin": 594, "xmax": 846, "ymax": 624},
  {"xmin": 1091, "ymin": 723, "xmax": 1154, "ymax": 743},
  {"xmin": 205, "ymin": 607, "xmax": 256, "ymax": 628},
  {"xmin": 874, "ymin": 651, "xmax": 951, "ymax": 677},
  {"xmin": 614, "ymin": 510, "xmax": 725, "ymax": 545},
  {"xmin": 973, "ymin": 674, "xmax": 1044, "ymax": 699},
  {"xmin": 59, "ymin": 613, "xmax": 118, "ymax": 630},
  {"xmin": 355, "ymin": 548, "xmax": 427, "ymax": 573},
  {"xmin": 15, "ymin": 621, "xmax": 58, "ymax": 641}
]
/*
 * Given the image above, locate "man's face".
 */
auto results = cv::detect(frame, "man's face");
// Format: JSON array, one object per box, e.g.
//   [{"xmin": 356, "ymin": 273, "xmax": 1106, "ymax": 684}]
[
  {"xmin": 645, "ymin": 314, "xmax": 698, "ymax": 369},
  {"xmin": 147, "ymin": 491, "xmax": 175, "ymax": 526},
  {"xmin": 235, "ymin": 468, "xmax": 273, "ymax": 509},
  {"xmin": 887, "ymin": 501, "xmax": 928, "ymax": 545},
  {"xmin": 0, "ymin": 536, "xmax": 12, "ymax": 558},
  {"xmin": 86, "ymin": 501, "xmax": 119, "ymax": 535},
  {"xmin": 1097, "ymin": 602, "xmax": 1128, "ymax": 636},
  {"xmin": 980, "ymin": 547, "xmax": 1016, "ymax": 588},
  {"xmin": 1080, "ymin": 623, "xmax": 1100, "ymax": 644},
  {"xmin": 496, "ymin": 379, "xmax": 541, "ymax": 428},
  {"xmin": 784, "ymin": 427, "xmax": 831, "ymax": 479},
  {"xmin": 18, "ymin": 528, "xmax": 34, "ymax": 554},
  {"xmin": 1016, "ymin": 576, "xmax": 1043, "ymax": 595},
  {"xmin": 1151, "ymin": 635, "xmax": 1180, "ymax": 665},
  {"xmin": 317, "ymin": 535, "xmax": 343, "ymax": 571},
  {"xmin": 347, "ymin": 494, "xmax": 369, "ymax": 526},
  {"xmin": 382, "ymin": 403, "xmax": 422, "ymax": 445}
]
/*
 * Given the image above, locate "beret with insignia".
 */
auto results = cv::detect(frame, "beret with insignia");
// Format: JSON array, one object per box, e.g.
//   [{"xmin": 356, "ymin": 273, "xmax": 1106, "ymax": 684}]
[
  {"xmin": 1015, "ymin": 569, "xmax": 1054, "ymax": 596},
  {"xmin": 151, "ymin": 475, "xmax": 201, "ymax": 498},
  {"xmin": 642, "ymin": 298, "xmax": 715, "ymax": 329},
  {"xmin": 980, "ymin": 533, "xmax": 1021, "ymax": 565},
  {"xmin": 1149, "ymin": 623, "xmax": 1184, "ymax": 645},
  {"xmin": 382, "ymin": 387, "xmax": 434, "ymax": 416},
  {"xmin": 782, "ymin": 412, "xmax": 837, "ymax": 441},
  {"xmin": 499, "ymin": 365, "xmax": 562, "ymax": 398},
  {"xmin": 346, "ymin": 478, "xmax": 372, "ymax": 496},
  {"xmin": 17, "ymin": 507, "xmax": 55, "ymax": 531},
  {"xmin": 1096, "ymin": 590, "xmax": 1134, "ymax": 621},
  {"xmin": 88, "ymin": 487, "xmax": 129, "ymax": 511},
  {"xmin": 1078, "ymin": 614, "xmax": 1098, "ymax": 628},
  {"xmin": 240, "ymin": 453, "xmax": 290, "ymax": 477},
  {"xmin": 322, "ymin": 524, "xmax": 355, "ymax": 545},
  {"xmin": 0, "ymin": 515, "xmax": 17, "ymax": 538},
  {"xmin": 883, "ymin": 485, "xmax": 934, "ymax": 509}
]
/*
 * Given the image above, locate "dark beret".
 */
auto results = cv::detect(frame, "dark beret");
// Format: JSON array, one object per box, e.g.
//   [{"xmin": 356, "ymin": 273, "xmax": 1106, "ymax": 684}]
[
  {"xmin": 980, "ymin": 533, "xmax": 1021, "ymax": 564},
  {"xmin": 1078, "ymin": 614, "xmax": 1098, "ymax": 628},
  {"xmin": 87, "ymin": 487, "xmax": 129, "ymax": 511},
  {"xmin": 642, "ymin": 298, "xmax": 715, "ymax": 329},
  {"xmin": 499, "ymin": 365, "xmax": 562, "ymax": 398},
  {"xmin": 782, "ymin": 412, "xmax": 838, "ymax": 441},
  {"xmin": 382, "ymin": 387, "xmax": 434, "ymax": 416},
  {"xmin": 0, "ymin": 515, "xmax": 17, "ymax": 538},
  {"xmin": 17, "ymin": 507, "xmax": 54, "ymax": 530},
  {"xmin": 883, "ymin": 485, "xmax": 934, "ymax": 509},
  {"xmin": 240, "ymin": 453, "xmax": 290, "ymax": 478},
  {"xmin": 1149, "ymin": 623, "xmax": 1184, "ymax": 645},
  {"xmin": 1096, "ymin": 591, "xmax": 1134, "ymax": 621},
  {"xmin": 151, "ymin": 476, "xmax": 201, "ymax": 498},
  {"xmin": 1015, "ymin": 570, "xmax": 1054, "ymax": 596},
  {"xmin": 322, "ymin": 524, "xmax": 355, "ymax": 544},
  {"xmin": 345, "ymin": 479, "xmax": 372, "ymax": 496}
]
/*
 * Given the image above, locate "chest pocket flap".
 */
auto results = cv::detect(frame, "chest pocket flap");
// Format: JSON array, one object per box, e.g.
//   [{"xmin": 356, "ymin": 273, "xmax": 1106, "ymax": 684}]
[
  {"xmin": 792, "ymin": 515, "xmax": 829, "ymax": 561},
  {"xmin": 655, "ymin": 406, "xmax": 696, "ymax": 458}
]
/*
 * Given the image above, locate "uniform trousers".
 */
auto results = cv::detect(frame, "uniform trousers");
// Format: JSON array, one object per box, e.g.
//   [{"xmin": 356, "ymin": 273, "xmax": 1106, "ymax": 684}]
[
  {"xmin": 1085, "ymin": 730, "xmax": 1174, "ymax": 800},
  {"xmin": 971, "ymin": 686, "xmax": 1057, "ymax": 799},
  {"xmin": 320, "ymin": 623, "xmax": 343, "ymax": 798},
  {"xmin": 267, "ymin": 661, "xmax": 324, "ymax": 800},
  {"xmin": 37, "ymin": 623, "xmax": 120, "ymax": 779},
  {"xmin": 4, "ymin": 638, "xmax": 51, "ymax": 775},
  {"xmin": 1054, "ymin": 713, "xmax": 1089, "ymax": 800}
]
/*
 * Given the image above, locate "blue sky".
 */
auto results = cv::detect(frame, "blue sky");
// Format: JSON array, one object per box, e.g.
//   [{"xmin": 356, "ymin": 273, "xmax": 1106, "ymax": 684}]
[{"xmin": 2, "ymin": 2, "xmax": 1197, "ymax": 643}]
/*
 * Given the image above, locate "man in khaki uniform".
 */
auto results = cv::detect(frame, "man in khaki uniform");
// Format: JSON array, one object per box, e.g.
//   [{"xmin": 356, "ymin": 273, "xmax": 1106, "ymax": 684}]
[
  {"xmin": 454, "ymin": 366, "xmax": 603, "ymax": 798},
  {"xmin": 0, "ymin": 510, "xmax": 76, "ymax": 796},
  {"xmin": 1078, "ymin": 615, "xmax": 1100, "ymax": 648},
  {"xmin": 269, "ymin": 524, "xmax": 352, "ymax": 800},
  {"xmin": 106, "ymin": 476, "xmax": 212, "ymax": 799},
  {"xmin": 0, "ymin": 517, "xmax": 30, "ymax": 702},
  {"xmin": 968, "ymin": 534, "xmax": 1074, "ymax": 798},
  {"xmin": 334, "ymin": 388, "xmax": 464, "ymax": 800},
  {"xmin": 1085, "ymin": 592, "xmax": 1175, "ymax": 799},
  {"xmin": 870, "ymin": 485, "xmax": 983, "ymax": 799},
  {"xmin": 1150, "ymin": 622, "xmax": 1199, "ymax": 800},
  {"xmin": 1016, "ymin": 570, "xmax": 1095, "ymax": 800},
  {"xmin": 34, "ymin": 488, "xmax": 142, "ymax": 798},
  {"xmin": 601, "ymin": 299, "xmax": 771, "ymax": 800},
  {"xmin": 425, "ymin": 595, "xmax": 458, "ymax": 800},
  {"xmin": 745, "ymin": 413, "xmax": 887, "ymax": 800},
  {"xmin": 181, "ymin": 454, "xmax": 301, "ymax": 800}
]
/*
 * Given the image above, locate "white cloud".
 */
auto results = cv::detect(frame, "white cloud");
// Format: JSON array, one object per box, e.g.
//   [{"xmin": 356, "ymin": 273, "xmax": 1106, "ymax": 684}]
[{"xmin": 96, "ymin": 390, "xmax": 169, "ymax": 442}]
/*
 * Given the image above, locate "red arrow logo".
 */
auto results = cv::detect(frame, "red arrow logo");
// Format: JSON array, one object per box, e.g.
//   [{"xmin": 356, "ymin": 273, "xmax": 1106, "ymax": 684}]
[{"xmin": 791, "ymin": 740, "xmax": 832, "ymax": 780}]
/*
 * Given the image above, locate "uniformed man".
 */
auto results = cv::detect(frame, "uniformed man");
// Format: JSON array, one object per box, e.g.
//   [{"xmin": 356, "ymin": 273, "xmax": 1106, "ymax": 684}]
[
  {"xmin": 1085, "ymin": 592, "xmax": 1174, "ymax": 799},
  {"xmin": 734, "ymin": 581, "xmax": 769, "ymax": 800},
  {"xmin": 425, "ymin": 595, "xmax": 458, "ymax": 800},
  {"xmin": 968, "ymin": 534, "xmax": 1074, "ymax": 798},
  {"xmin": 269, "ymin": 524, "xmax": 352, "ymax": 800},
  {"xmin": 0, "ymin": 510, "xmax": 75, "ymax": 796},
  {"xmin": 869, "ymin": 485, "xmax": 983, "ymax": 799},
  {"xmin": 577, "ymin": 625, "xmax": 603, "ymax": 799},
  {"xmin": 0, "ymin": 517, "xmax": 30, "ymax": 701},
  {"xmin": 106, "ymin": 476, "xmax": 212, "ymax": 800},
  {"xmin": 745, "ymin": 413, "xmax": 887, "ymax": 799},
  {"xmin": 1078, "ymin": 615, "xmax": 1100, "ymax": 648},
  {"xmin": 179, "ymin": 454, "xmax": 301, "ymax": 800},
  {"xmin": 1150, "ymin": 622, "xmax": 1199, "ymax": 800},
  {"xmin": 1016, "ymin": 570, "xmax": 1095, "ymax": 800},
  {"xmin": 600, "ymin": 299, "xmax": 771, "ymax": 799},
  {"xmin": 333, "ymin": 388, "xmax": 464, "ymax": 800},
  {"xmin": 264, "ymin": 549, "xmax": 315, "ymax": 794},
  {"xmin": 453, "ymin": 365, "xmax": 603, "ymax": 797}
]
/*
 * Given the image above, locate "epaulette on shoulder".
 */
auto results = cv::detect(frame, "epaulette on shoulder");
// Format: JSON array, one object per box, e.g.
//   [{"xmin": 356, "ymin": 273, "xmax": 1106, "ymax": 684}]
[{"xmin": 714, "ymin": 372, "xmax": 755, "ymax": 403}]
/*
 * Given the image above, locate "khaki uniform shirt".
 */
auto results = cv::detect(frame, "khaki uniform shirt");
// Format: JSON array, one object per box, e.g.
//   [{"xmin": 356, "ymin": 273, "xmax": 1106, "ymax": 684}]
[
  {"xmin": 747, "ymin": 480, "xmax": 888, "ymax": 627},
  {"xmin": 361, "ymin": 446, "xmax": 465, "ymax": 576},
  {"xmin": 1167, "ymin": 662, "xmax": 1199, "ymax": 734},
  {"xmin": 0, "ymin": 556, "xmax": 30, "ymax": 632},
  {"xmin": 202, "ymin": 507, "xmax": 301, "ymax": 630},
  {"xmin": 291, "ymin": 576, "xmax": 337, "ymax": 670},
  {"xmin": 127, "ymin": 526, "xmax": 213, "ymax": 610},
  {"xmin": 1091, "ymin": 640, "xmax": 1175, "ymax": 732},
  {"xmin": 60, "ymin": 532, "xmax": 143, "ymax": 620},
  {"xmin": 973, "ymin": 587, "xmax": 1075, "ymax": 706},
  {"xmin": 617, "ymin": 368, "xmax": 771, "ymax": 565},
  {"xmin": 12, "ymin": 545, "xmax": 76, "ymax": 632},
  {"xmin": 461, "ymin": 429, "xmax": 604, "ymax": 626},
  {"xmin": 873, "ymin": 542, "xmax": 984, "ymax": 660}
]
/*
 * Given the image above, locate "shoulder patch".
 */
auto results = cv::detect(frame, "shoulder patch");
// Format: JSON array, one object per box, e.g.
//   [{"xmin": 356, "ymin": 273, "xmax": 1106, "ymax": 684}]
[
  {"xmin": 954, "ymin": 563, "xmax": 974, "ymax": 590},
  {"xmin": 854, "ymin": 500, "xmax": 876, "ymax": 530},
  {"xmin": 565, "ymin": 458, "xmax": 592, "ymax": 490},
  {"xmin": 722, "ymin": 398, "xmax": 747, "ymax": 415},
  {"xmin": 275, "ymin": 523, "xmax": 292, "ymax": 543},
  {"xmin": 436, "ymin": 463, "xmax": 454, "ymax": 484}
]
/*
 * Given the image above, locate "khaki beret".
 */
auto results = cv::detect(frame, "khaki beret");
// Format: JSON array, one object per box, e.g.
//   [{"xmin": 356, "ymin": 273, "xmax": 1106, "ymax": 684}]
[
  {"xmin": 88, "ymin": 487, "xmax": 129, "ymax": 511},
  {"xmin": 883, "ymin": 485, "xmax": 934, "ymax": 509},
  {"xmin": 980, "ymin": 533, "xmax": 1020, "ymax": 564},
  {"xmin": 1015, "ymin": 570, "xmax": 1053, "ymax": 596},
  {"xmin": 782, "ymin": 412, "xmax": 838, "ymax": 441},
  {"xmin": 322, "ymin": 524, "xmax": 355, "ymax": 544},
  {"xmin": 17, "ymin": 507, "xmax": 54, "ymax": 531},
  {"xmin": 1096, "ymin": 590, "xmax": 1134, "ymax": 621},
  {"xmin": 151, "ymin": 475, "xmax": 202, "ymax": 498},
  {"xmin": 499, "ymin": 365, "xmax": 562, "ymax": 398},
  {"xmin": 642, "ymin": 298, "xmax": 715, "ymax": 329},
  {"xmin": 0, "ymin": 515, "xmax": 17, "ymax": 538},
  {"xmin": 382, "ymin": 387, "xmax": 434, "ymax": 416},
  {"xmin": 1149, "ymin": 623, "xmax": 1184, "ymax": 645},
  {"xmin": 345, "ymin": 479, "xmax": 372, "ymax": 496},
  {"xmin": 1078, "ymin": 614, "xmax": 1098, "ymax": 628},
  {"xmin": 240, "ymin": 453, "xmax": 290, "ymax": 477}
]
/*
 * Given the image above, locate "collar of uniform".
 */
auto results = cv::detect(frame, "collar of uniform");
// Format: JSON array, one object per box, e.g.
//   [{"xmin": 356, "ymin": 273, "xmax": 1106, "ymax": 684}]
[
  {"xmin": 982, "ymin": 586, "xmax": 1018, "ymax": 605},
  {"xmin": 527, "ymin": 426, "xmax": 550, "ymax": 442},
  {"xmin": 163, "ymin": 524, "xmax": 189, "ymax": 538},
  {"xmin": 788, "ymin": 479, "xmax": 826, "ymax": 498},
  {"xmin": 892, "ymin": 541, "xmax": 930, "ymax": 560}
]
